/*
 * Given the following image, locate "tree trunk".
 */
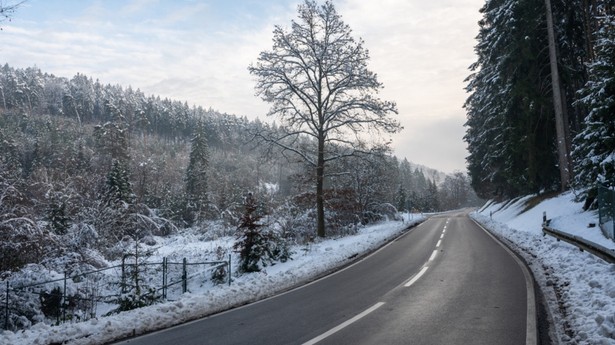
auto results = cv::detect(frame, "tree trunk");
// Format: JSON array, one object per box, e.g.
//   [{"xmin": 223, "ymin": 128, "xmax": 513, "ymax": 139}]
[
  {"xmin": 0, "ymin": 86, "xmax": 6, "ymax": 109},
  {"xmin": 316, "ymin": 134, "xmax": 326, "ymax": 238},
  {"xmin": 545, "ymin": 0, "xmax": 571, "ymax": 190}
]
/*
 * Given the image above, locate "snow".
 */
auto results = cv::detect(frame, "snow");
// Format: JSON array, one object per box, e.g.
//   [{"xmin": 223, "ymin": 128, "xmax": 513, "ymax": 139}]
[
  {"xmin": 474, "ymin": 191, "xmax": 615, "ymax": 344},
  {"xmin": 1, "ymin": 214, "xmax": 424, "ymax": 345},
  {"xmin": 4, "ymin": 191, "xmax": 614, "ymax": 345}
]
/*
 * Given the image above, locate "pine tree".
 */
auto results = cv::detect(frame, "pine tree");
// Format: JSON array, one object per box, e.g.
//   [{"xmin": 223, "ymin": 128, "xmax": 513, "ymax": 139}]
[
  {"xmin": 396, "ymin": 184, "xmax": 407, "ymax": 212},
  {"xmin": 233, "ymin": 193, "xmax": 271, "ymax": 273},
  {"xmin": 465, "ymin": 0, "xmax": 560, "ymax": 199},
  {"xmin": 46, "ymin": 197, "xmax": 70, "ymax": 235},
  {"xmin": 185, "ymin": 126, "xmax": 209, "ymax": 218},
  {"xmin": 573, "ymin": 11, "xmax": 615, "ymax": 204},
  {"xmin": 425, "ymin": 180, "xmax": 440, "ymax": 212},
  {"xmin": 105, "ymin": 159, "xmax": 133, "ymax": 204}
]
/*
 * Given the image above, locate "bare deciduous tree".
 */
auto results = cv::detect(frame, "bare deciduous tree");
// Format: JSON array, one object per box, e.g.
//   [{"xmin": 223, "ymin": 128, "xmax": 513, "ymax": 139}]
[{"xmin": 249, "ymin": 0, "xmax": 400, "ymax": 237}]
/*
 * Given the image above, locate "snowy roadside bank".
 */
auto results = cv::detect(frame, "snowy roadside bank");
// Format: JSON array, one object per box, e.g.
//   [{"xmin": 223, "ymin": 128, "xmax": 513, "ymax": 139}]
[
  {"xmin": 1, "ymin": 215, "xmax": 424, "ymax": 345},
  {"xmin": 473, "ymin": 192, "xmax": 615, "ymax": 345}
]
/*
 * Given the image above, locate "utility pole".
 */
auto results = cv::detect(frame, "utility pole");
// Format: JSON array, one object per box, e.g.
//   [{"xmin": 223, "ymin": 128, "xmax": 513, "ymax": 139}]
[{"xmin": 545, "ymin": 0, "xmax": 571, "ymax": 190}]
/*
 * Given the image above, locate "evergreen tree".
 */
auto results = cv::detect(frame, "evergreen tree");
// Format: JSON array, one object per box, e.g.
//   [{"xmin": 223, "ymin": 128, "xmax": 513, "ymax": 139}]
[
  {"xmin": 396, "ymin": 184, "xmax": 407, "ymax": 212},
  {"xmin": 424, "ymin": 180, "xmax": 440, "ymax": 212},
  {"xmin": 46, "ymin": 197, "xmax": 70, "ymax": 235},
  {"xmin": 465, "ymin": 0, "xmax": 560, "ymax": 199},
  {"xmin": 185, "ymin": 126, "xmax": 210, "ymax": 218},
  {"xmin": 105, "ymin": 159, "xmax": 133, "ymax": 204},
  {"xmin": 233, "ymin": 193, "xmax": 271, "ymax": 273},
  {"xmin": 233, "ymin": 192, "xmax": 292, "ymax": 273},
  {"xmin": 573, "ymin": 11, "xmax": 615, "ymax": 204}
]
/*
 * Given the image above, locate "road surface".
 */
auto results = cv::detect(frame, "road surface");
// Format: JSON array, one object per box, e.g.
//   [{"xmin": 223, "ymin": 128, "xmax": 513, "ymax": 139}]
[{"xmin": 115, "ymin": 211, "xmax": 535, "ymax": 345}]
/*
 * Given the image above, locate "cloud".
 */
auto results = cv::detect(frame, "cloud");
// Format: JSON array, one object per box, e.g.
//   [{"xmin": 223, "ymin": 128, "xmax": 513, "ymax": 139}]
[
  {"xmin": 336, "ymin": 0, "xmax": 483, "ymax": 172},
  {"xmin": 393, "ymin": 115, "xmax": 469, "ymax": 174},
  {"xmin": 0, "ymin": 0, "xmax": 483, "ymax": 173}
]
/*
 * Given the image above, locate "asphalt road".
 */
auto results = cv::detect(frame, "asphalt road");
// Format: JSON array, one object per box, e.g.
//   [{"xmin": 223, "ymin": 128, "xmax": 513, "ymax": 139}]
[{"xmin": 114, "ymin": 211, "xmax": 534, "ymax": 345}]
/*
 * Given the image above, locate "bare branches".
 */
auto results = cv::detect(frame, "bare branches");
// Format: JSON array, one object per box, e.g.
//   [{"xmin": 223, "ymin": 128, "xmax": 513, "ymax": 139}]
[
  {"xmin": 0, "ymin": 0, "xmax": 26, "ymax": 29},
  {"xmin": 248, "ymin": 0, "xmax": 401, "ymax": 237}
]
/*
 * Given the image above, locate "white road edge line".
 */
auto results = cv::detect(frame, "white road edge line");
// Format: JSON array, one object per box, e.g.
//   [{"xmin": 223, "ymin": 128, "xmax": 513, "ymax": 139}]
[
  {"xmin": 302, "ymin": 302, "xmax": 385, "ymax": 345},
  {"xmin": 429, "ymin": 249, "xmax": 438, "ymax": 261},
  {"xmin": 471, "ymin": 218, "xmax": 538, "ymax": 345},
  {"xmin": 404, "ymin": 266, "xmax": 429, "ymax": 287}
]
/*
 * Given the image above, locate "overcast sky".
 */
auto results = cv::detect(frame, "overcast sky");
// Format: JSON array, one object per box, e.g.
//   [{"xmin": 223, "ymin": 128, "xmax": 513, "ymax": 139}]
[{"xmin": 1, "ymin": 0, "xmax": 484, "ymax": 174}]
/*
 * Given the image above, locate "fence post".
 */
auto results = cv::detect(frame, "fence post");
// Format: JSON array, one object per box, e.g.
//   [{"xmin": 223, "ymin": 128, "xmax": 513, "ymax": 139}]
[
  {"xmin": 612, "ymin": 187, "xmax": 615, "ymax": 239},
  {"xmin": 182, "ymin": 258, "xmax": 187, "ymax": 294},
  {"xmin": 228, "ymin": 254, "xmax": 232, "ymax": 286},
  {"xmin": 62, "ymin": 271, "xmax": 67, "ymax": 324},
  {"xmin": 121, "ymin": 256, "xmax": 126, "ymax": 294},
  {"xmin": 163, "ymin": 257, "xmax": 168, "ymax": 300},
  {"xmin": 5, "ymin": 281, "xmax": 9, "ymax": 330}
]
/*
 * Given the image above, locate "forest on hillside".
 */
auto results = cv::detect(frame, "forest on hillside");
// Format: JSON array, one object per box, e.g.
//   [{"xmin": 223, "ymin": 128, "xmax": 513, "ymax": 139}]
[
  {"xmin": 0, "ymin": 64, "xmax": 481, "ymax": 275},
  {"xmin": 465, "ymin": 0, "xmax": 615, "ymax": 204}
]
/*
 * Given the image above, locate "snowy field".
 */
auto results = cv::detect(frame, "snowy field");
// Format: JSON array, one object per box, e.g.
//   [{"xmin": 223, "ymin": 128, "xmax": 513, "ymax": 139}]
[
  {"xmin": 1, "ymin": 214, "xmax": 424, "ymax": 345},
  {"xmin": 474, "ymin": 191, "xmax": 615, "ymax": 345}
]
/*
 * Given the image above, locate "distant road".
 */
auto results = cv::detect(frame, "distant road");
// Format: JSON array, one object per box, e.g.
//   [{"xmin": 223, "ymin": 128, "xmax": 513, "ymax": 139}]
[{"xmin": 114, "ymin": 211, "xmax": 534, "ymax": 345}]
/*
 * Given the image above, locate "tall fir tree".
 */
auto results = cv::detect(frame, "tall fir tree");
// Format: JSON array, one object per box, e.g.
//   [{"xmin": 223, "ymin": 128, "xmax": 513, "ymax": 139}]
[
  {"xmin": 185, "ymin": 126, "xmax": 210, "ymax": 217},
  {"xmin": 573, "ymin": 10, "xmax": 615, "ymax": 204},
  {"xmin": 105, "ymin": 159, "xmax": 133, "ymax": 204},
  {"xmin": 396, "ymin": 184, "xmax": 407, "ymax": 212},
  {"xmin": 465, "ymin": 0, "xmax": 560, "ymax": 199},
  {"xmin": 233, "ymin": 193, "xmax": 270, "ymax": 273}
]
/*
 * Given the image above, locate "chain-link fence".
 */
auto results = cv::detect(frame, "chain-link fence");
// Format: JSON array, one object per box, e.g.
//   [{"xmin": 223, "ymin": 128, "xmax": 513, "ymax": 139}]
[
  {"xmin": 1, "ymin": 256, "xmax": 230, "ymax": 331},
  {"xmin": 598, "ymin": 183, "xmax": 615, "ymax": 241}
]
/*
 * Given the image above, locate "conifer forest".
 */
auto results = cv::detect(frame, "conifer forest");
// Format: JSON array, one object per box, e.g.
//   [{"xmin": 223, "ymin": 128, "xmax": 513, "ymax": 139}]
[{"xmin": 464, "ymin": 0, "xmax": 615, "ymax": 203}]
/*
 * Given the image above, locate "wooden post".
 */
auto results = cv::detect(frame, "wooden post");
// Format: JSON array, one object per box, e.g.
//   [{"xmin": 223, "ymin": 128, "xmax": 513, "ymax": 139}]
[
  {"xmin": 162, "ymin": 257, "xmax": 167, "ymax": 300},
  {"xmin": 62, "ymin": 271, "xmax": 67, "ymax": 323},
  {"xmin": 228, "ymin": 254, "xmax": 232, "ymax": 286},
  {"xmin": 182, "ymin": 258, "xmax": 187, "ymax": 294},
  {"xmin": 4, "ymin": 281, "xmax": 9, "ymax": 330}
]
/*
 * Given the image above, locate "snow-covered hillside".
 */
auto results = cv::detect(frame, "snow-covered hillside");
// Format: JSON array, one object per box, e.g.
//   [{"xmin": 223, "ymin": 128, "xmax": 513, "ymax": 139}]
[
  {"xmin": 1, "ymin": 215, "xmax": 424, "ymax": 345},
  {"xmin": 474, "ymin": 192, "xmax": 615, "ymax": 345}
]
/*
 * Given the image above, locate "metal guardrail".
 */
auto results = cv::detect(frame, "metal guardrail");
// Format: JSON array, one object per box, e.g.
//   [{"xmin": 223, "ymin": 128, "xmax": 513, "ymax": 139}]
[{"xmin": 542, "ymin": 224, "xmax": 615, "ymax": 264}]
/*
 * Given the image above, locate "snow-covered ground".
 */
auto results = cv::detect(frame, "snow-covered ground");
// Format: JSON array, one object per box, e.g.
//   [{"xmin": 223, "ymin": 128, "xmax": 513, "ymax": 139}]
[
  {"xmin": 4, "ymin": 192, "xmax": 614, "ymax": 345},
  {"xmin": 1, "ymin": 214, "xmax": 424, "ymax": 345},
  {"xmin": 473, "ymin": 191, "xmax": 615, "ymax": 345}
]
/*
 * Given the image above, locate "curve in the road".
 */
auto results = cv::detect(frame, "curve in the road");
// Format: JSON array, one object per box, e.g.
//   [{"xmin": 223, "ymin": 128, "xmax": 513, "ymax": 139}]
[{"xmin": 115, "ymin": 212, "xmax": 537, "ymax": 345}]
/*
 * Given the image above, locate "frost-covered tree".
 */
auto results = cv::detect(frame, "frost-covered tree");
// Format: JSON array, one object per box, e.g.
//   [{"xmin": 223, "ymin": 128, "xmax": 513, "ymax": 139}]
[
  {"xmin": 46, "ymin": 194, "xmax": 70, "ymax": 235},
  {"xmin": 439, "ymin": 172, "xmax": 472, "ymax": 210},
  {"xmin": 396, "ymin": 184, "xmax": 407, "ymax": 212},
  {"xmin": 465, "ymin": 0, "xmax": 560, "ymax": 199},
  {"xmin": 105, "ymin": 159, "xmax": 133, "ymax": 205},
  {"xmin": 249, "ymin": 0, "xmax": 400, "ymax": 237},
  {"xmin": 573, "ymin": 11, "xmax": 615, "ymax": 204},
  {"xmin": 233, "ymin": 193, "xmax": 271, "ymax": 273},
  {"xmin": 185, "ymin": 126, "xmax": 210, "ymax": 218}
]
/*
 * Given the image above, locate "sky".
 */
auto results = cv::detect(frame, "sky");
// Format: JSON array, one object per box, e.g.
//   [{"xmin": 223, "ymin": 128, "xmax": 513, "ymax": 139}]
[{"xmin": 0, "ymin": 0, "xmax": 485, "ymax": 174}]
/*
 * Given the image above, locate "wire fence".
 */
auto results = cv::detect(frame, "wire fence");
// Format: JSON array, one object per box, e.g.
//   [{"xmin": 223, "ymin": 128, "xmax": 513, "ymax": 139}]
[
  {"xmin": 1, "ymin": 255, "xmax": 231, "ymax": 331},
  {"xmin": 598, "ymin": 183, "xmax": 615, "ymax": 241}
]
